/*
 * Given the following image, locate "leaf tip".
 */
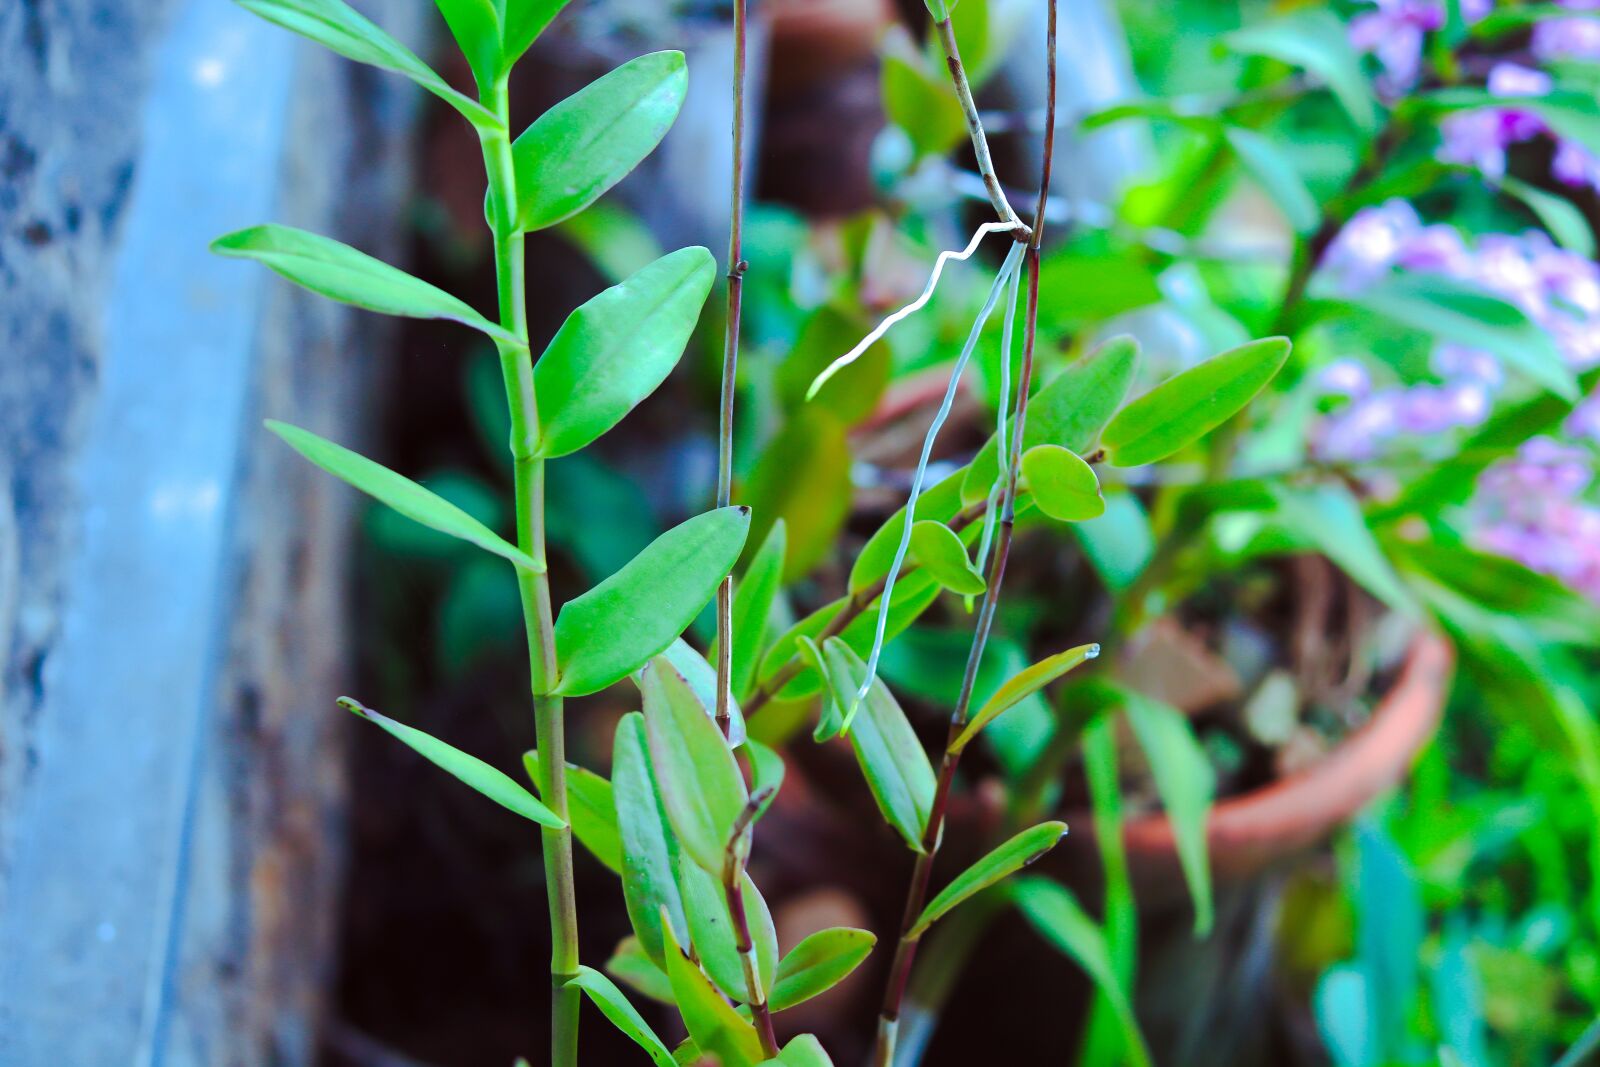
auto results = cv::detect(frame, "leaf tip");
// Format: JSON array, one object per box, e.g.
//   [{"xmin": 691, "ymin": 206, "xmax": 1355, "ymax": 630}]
[{"xmin": 336, "ymin": 695, "xmax": 371, "ymax": 719}]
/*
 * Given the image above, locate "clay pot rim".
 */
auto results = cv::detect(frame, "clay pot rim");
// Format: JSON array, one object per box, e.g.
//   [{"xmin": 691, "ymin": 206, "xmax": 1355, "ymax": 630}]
[{"xmin": 1064, "ymin": 631, "xmax": 1453, "ymax": 887}]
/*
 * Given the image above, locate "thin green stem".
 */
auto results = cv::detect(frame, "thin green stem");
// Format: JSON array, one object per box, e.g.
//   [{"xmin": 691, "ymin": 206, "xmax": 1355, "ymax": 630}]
[
  {"xmin": 480, "ymin": 77, "xmax": 580, "ymax": 1067},
  {"xmin": 715, "ymin": 0, "xmax": 749, "ymax": 737}
]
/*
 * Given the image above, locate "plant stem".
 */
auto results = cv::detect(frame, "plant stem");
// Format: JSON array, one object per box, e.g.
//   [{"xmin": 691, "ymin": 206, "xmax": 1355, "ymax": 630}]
[
  {"xmin": 480, "ymin": 77, "xmax": 580, "ymax": 1067},
  {"xmin": 724, "ymin": 799, "xmax": 779, "ymax": 1057},
  {"xmin": 933, "ymin": 17, "xmax": 1031, "ymax": 243},
  {"xmin": 715, "ymin": 0, "xmax": 749, "ymax": 738},
  {"xmin": 873, "ymin": 8, "xmax": 1058, "ymax": 1063}
]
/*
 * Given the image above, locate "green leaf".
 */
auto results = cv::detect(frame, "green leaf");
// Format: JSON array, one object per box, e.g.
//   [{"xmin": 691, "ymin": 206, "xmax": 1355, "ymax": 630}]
[
  {"xmin": 816, "ymin": 638, "xmax": 935, "ymax": 851},
  {"xmin": 743, "ymin": 739, "xmax": 784, "ymax": 821},
  {"xmin": 950, "ymin": 643, "xmax": 1100, "ymax": 754},
  {"xmin": 1346, "ymin": 272, "xmax": 1577, "ymax": 400},
  {"xmin": 909, "ymin": 520, "xmax": 986, "ymax": 595},
  {"xmin": 962, "ymin": 334, "xmax": 1141, "ymax": 505},
  {"xmin": 1119, "ymin": 687, "xmax": 1216, "ymax": 934},
  {"xmin": 513, "ymin": 51, "xmax": 688, "ymax": 232},
  {"xmin": 1391, "ymin": 539, "xmax": 1600, "ymax": 645},
  {"xmin": 1102, "ymin": 337, "xmax": 1291, "ymax": 467},
  {"xmin": 908, "ymin": 822, "xmax": 1069, "ymax": 937},
  {"xmin": 882, "ymin": 52, "xmax": 965, "ymax": 158},
  {"xmin": 1223, "ymin": 10, "xmax": 1378, "ymax": 132},
  {"xmin": 1012, "ymin": 877, "xmax": 1152, "ymax": 1067},
  {"xmin": 661, "ymin": 637, "xmax": 748, "ymax": 747},
  {"xmin": 337, "ymin": 698, "xmax": 562, "ymax": 828},
  {"xmin": 854, "ymin": 469, "xmax": 969, "ymax": 593},
  {"xmin": 730, "ymin": 520, "xmax": 786, "ymax": 702},
  {"xmin": 769, "ymin": 928, "xmax": 877, "ymax": 1012},
  {"xmin": 1352, "ymin": 823, "xmax": 1424, "ymax": 1056},
  {"xmin": 1224, "ymin": 126, "xmax": 1318, "ymax": 234},
  {"xmin": 235, "ymin": 0, "xmax": 499, "ymax": 128},
  {"xmin": 1020, "ymin": 445, "xmax": 1105, "ymax": 522},
  {"xmin": 267, "ymin": 421, "xmax": 540, "ymax": 572},
  {"xmin": 552, "ymin": 506, "xmax": 750, "ymax": 696},
  {"xmin": 777, "ymin": 306, "xmax": 891, "ymax": 426},
  {"xmin": 762, "ymin": 1035, "xmax": 834, "ymax": 1067},
  {"xmin": 606, "ymin": 935, "xmax": 674, "ymax": 1004},
  {"xmin": 675, "ymin": 854, "xmax": 779, "ymax": 1004},
  {"xmin": 433, "ymin": 0, "xmax": 500, "ymax": 92},
  {"xmin": 743, "ymin": 411, "xmax": 853, "ymax": 582},
  {"xmin": 212, "ymin": 224, "xmax": 512, "ymax": 342},
  {"xmin": 566, "ymin": 966, "xmax": 677, "ymax": 1067},
  {"xmin": 1502, "ymin": 176, "xmax": 1596, "ymax": 259},
  {"xmin": 662, "ymin": 915, "xmax": 766, "ymax": 1067},
  {"xmin": 533, "ymin": 246, "xmax": 716, "ymax": 457},
  {"xmin": 502, "ymin": 0, "xmax": 573, "ymax": 64},
  {"xmin": 640, "ymin": 657, "xmax": 749, "ymax": 876},
  {"xmin": 613, "ymin": 714, "xmax": 689, "ymax": 969},
  {"xmin": 1270, "ymin": 483, "xmax": 1417, "ymax": 616},
  {"xmin": 1315, "ymin": 965, "xmax": 1378, "ymax": 1067},
  {"xmin": 524, "ymin": 750, "xmax": 621, "ymax": 873}
]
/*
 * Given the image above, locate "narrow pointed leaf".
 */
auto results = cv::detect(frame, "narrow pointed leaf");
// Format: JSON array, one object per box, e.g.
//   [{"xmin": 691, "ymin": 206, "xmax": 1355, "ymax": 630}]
[
  {"xmin": 552, "ymin": 506, "xmax": 749, "ymax": 696},
  {"xmin": 909, "ymin": 520, "xmax": 986, "ymax": 595},
  {"xmin": 514, "ymin": 51, "xmax": 689, "ymax": 231},
  {"xmin": 662, "ymin": 916, "xmax": 766, "ymax": 1067},
  {"xmin": 235, "ymin": 0, "xmax": 498, "ymax": 127},
  {"xmin": 640, "ymin": 658, "xmax": 749, "ymax": 875},
  {"xmin": 661, "ymin": 637, "xmax": 747, "ymax": 747},
  {"xmin": 676, "ymin": 854, "xmax": 779, "ymax": 1004},
  {"xmin": 1271, "ymin": 483, "xmax": 1417, "ymax": 616},
  {"xmin": 1012, "ymin": 877, "xmax": 1153, "ymax": 1067},
  {"xmin": 763, "ymin": 1035, "xmax": 834, "ymax": 1067},
  {"xmin": 1021, "ymin": 445, "xmax": 1105, "ymax": 522},
  {"xmin": 534, "ymin": 246, "xmax": 716, "ymax": 457},
  {"xmin": 338, "ymin": 698, "xmax": 562, "ymax": 828},
  {"xmin": 213, "ymin": 225, "xmax": 512, "ymax": 342},
  {"xmin": 730, "ymin": 520, "xmax": 786, "ymax": 701},
  {"xmin": 951, "ymin": 643, "xmax": 1100, "ymax": 755},
  {"xmin": 524, "ymin": 750, "xmax": 620, "ymax": 872},
  {"xmin": 268, "ymin": 421, "xmax": 539, "ymax": 571},
  {"xmin": 432, "ymin": 0, "xmax": 500, "ymax": 91},
  {"xmin": 1102, "ymin": 337, "xmax": 1291, "ymax": 466},
  {"xmin": 613, "ymin": 714, "xmax": 689, "ymax": 968},
  {"xmin": 769, "ymin": 928, "xmax": 877, "ymax": 1012},
  {"xmin": 963, "ymin": 334, "xmax": 1140, "ymax": 505},
  {"xmin": 816, "ymin": 639, "xmax": 935, "ymax": 851},
  {"xmin": 503, "ymin": 0, "xmax": 574, "ymax": 64},
  {"xmin": 908, "ymin": 822, "xmax": 1068, "ymax": 938},
  {"xmin": 1223, "ymin": 10, "xmax": 1377, "ymax": 132},
  {"xmin": 1118, "ymin": 687, "xmax": 1216, "ymax": 934},
  {"xmin": 606, "ymin": 936, "xmax": 674, "ymax": 1004},
  {"xmin": 566, "ymin": 966, "xmax": 677, "ymax": 1067},
  {"xmin": 1224, "ymin": 126, "xmax": 1318, "ymax": 235}
]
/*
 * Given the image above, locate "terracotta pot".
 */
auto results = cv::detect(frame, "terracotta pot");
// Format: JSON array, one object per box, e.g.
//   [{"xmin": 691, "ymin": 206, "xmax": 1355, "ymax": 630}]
[{"xmin": 1056, "ymin": 632, "xmax": 1454, "ymax": 905}]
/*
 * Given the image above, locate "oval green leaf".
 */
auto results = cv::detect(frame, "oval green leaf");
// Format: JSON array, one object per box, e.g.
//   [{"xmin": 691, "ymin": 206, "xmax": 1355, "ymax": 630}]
[
  {"xmin": 962, "ymin": 334, "xmax": 1141, "ymax": 505},
  {"xmin": 662, "ymin": 916, "xmax": 766, "ymax": 1067},
  {"xmin": 552, "ymin": 506, "xmax": 749, "ymax": 696},
  {"xmin": 661, "ymin": 637, "xmax": 747, "ymax": 747},
  {"xmin": 605, "ymin": 935, "xmax": 674, "ymax": 1004},
  {"xmin": 514, "ymin": 51, "xmax": 688, "ymax": 232},
  {"xmin": 853, "ymin": 469, "xmax": 968, "ymax": 593},
  {"xmin": 764, "ymin": 1034, "xmax": 835, "ymax": 1067},
  {"xmin": 613, "ymin": 713, "xmax": 689, "ymax": 968},
  {"xmin": 268, "ymin": 421, "xmax": 540, "ymax": 572},
  {"xmin": 908, "ymin": 821, "xmax": 1068, "ymax": 938},
  {"xmin": 950, "ymin": 643, "xmax": 1100, "ymax": 755},
  {"xmin": 676, "ymin": 853, "xmax": 779, "ymax": 1004},
  {"xmin": 909, "ymin": 520, "xmax": 986, "ymax": 595},
  {"xmin": 212, "ymin": 224, "xmax": 512, "ymax": 342},
  {"xmin": 524, "ymin": 749, "xmax": 620, "ymax": 872},
  {"xmin": 815, "ymin": 638, "xmax": 935, "ymax": 852},
  {"xmin": 534, "ymin": 246, "xmax": 717, "ymax": 458},
  {"xmin": 236, "ymin": 0, "xmax": 498, "ymax": 127},
  {"xmin": 640, "ymin": 657, "xmax": 749, "ymax": 876},
  {"xmin": 769, "ymin": 927, "xmax": 877, "ymax": 1012},
  {"xmin": 337, "ymin": 698, "xmax": 562, "ymax": 828},
  {"xmin": 566, "ymin": 966, "xmax": 677, "ymax": 1067},
  {"xmin": 1101, "ymin": 336, "xmax": 1291, "ymax": 467},
  {"xmin": 1021, "ymin": 445, "xmax": 1105, "ymax": 522},
  {"xmin": 1012, "ymin": 877, "xmax": 1153, "ymax": 1067}
]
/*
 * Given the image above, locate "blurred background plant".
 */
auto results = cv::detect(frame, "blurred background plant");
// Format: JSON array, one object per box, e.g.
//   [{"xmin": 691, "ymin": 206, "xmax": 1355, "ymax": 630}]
[{"xmin": 187, "ymin": 0, "xmax": 1600, "ymax": 1064}]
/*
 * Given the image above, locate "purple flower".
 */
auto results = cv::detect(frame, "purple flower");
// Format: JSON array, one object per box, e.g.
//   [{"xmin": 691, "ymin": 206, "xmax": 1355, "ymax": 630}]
[
  {"xmin": 1317, "ymin": 359, "xmax": 1373, "ymax": 399},
  {"xmin": 1323, "ymin": 200, "xmax": 1420, "ymax": 288},
  {"xmin": 1349, "ymin": 1, "xmax": 1491, "ymax": 94},
  {"xmin": 1438, "ymin": 64, "xmax": 1554, "ymax": 179},
  {"xmin": 1533, "ymin": 17, "xmax": 1600, "ymax": 62},
  {"xmin": 1565, "ymin": 393, "xmax": 1600, "ymax": 443},
  {"xmin": 1433, "ymin": 344, "xmax": 1504, "ymax": 388},
  {"xmin": 1554, "ymin": 140, "xmax": 1600, "ymax": 193}
]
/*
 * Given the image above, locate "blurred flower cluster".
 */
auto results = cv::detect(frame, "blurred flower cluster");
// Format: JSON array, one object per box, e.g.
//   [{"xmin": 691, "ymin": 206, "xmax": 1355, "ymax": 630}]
[{"xmin": 1313, "ymin": 197, "xmax": 1600, "ymax": 596}]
